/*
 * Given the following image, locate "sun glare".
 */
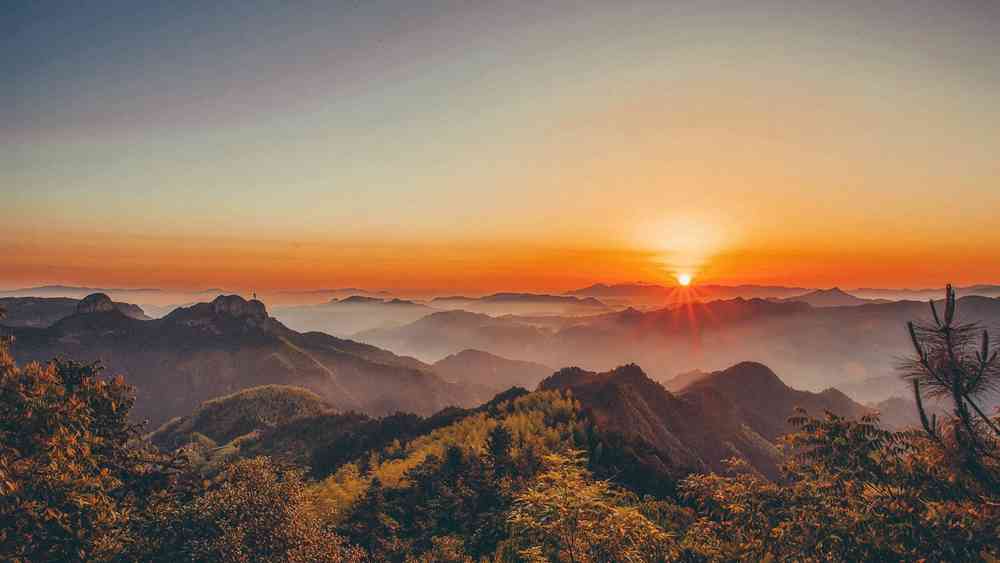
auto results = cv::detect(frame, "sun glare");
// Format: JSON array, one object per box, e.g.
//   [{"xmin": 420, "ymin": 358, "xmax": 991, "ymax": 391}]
[{"xmin": 677, "ymin": 273, "xmax": 693, "ymax": 286}]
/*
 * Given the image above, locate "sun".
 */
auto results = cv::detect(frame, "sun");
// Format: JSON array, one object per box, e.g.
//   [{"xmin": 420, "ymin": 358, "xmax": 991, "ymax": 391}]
[{"xmin": 677, "ymin": 273, "xmax": 693, "ymax": 286}]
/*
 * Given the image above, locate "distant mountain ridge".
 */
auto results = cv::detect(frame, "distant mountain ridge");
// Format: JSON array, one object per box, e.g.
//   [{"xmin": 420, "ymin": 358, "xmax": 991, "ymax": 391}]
[
  {"xmin": 0, "ymin": 285, "xmax": 164, "ymax": 296},
  {"xmin": 363, "ymin": 294, "xmax": 1000, "ymax": 401},
  {"xmin": 566, "ymin": 283, "xmax": 811, "ymax": 306},
  {"xmin": 273, "ymin": 295, "xmax": 434, "ymax": 336},
  {"xmin": 357, "ymin": 310, "xmax": 554, "ymax": 362},
  {"xmin": 851, "ymin": 284, "xmax": 1000, "ymax": 300},
  {"xmin": 779, "ymin": 287, "xmax": 888, "ymax": 307},
  {"xmin": 430, "ymin": 292, "xmax": 609, "ymax": 316},
  {"xmin": 567, "ymin": 282, "xmax": 1000, "ymax": 307},
  {"xmin": 8, "ymin": 294, "xmax": 478, "ymax": 427},
  {"xmin": 432, "ymin": 349, "xmax": 552, "ymax": 392},
  {"xmin": 0, "ymin": 295, "xmax": 150, "ymax": 327}
]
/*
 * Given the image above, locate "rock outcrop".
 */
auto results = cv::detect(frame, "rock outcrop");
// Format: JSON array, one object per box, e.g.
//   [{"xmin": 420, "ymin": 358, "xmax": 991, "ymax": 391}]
[
  {"xmin": 211, "ymin": 295, "xmax": 268, "ymax": 320},
  {"xmin": 76, "ymin": 293, "xmax": 117, "ymax": 314}
]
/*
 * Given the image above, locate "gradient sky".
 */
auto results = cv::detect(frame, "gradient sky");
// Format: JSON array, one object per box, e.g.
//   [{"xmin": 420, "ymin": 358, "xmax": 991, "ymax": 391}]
[{"xmin": 5, "ymin": 0, "xmax": 1000, "ymax": 293}]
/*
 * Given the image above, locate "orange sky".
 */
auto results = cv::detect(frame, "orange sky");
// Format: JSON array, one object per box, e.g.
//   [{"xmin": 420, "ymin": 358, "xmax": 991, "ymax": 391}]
[
  {"xmin": 2, "ymin": 228, "xmax": 998, "ymax": 294},
  {"xmin": 6, "ymin": 2, "xmax": 1000, "ymax": 293}
]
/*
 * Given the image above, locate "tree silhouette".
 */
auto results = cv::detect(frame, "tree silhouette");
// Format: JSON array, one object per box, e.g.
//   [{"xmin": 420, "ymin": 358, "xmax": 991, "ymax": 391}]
[{"xmin": 902, "ymin": 284, "xmax": 1000, "ymax": 484}]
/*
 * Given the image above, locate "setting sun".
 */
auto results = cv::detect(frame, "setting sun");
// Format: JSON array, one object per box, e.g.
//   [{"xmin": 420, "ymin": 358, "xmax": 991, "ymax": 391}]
[{"xmin": 677, "ymin": 273, "xmax": 693, "ymax": 286}]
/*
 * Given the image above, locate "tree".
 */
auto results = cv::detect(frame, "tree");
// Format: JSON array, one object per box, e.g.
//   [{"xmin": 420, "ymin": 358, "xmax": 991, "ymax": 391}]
[
  {"xmin": 902, "ymin": 284, "xmax": 1000, "ymax": 485},
  {"xmin": 485, "ymin": 424, "xmax": 513, "ymax": 474},
  {"xmin": 0, "ymin": 344, "xmax": 175, "ymax": 562},
  {"xmin": 507, "ymin": 450, "xmax": 677, "ymax": 562},
  {"xmin": 133, "ymin": 456, "xmax": 364, "ymax": 562}
]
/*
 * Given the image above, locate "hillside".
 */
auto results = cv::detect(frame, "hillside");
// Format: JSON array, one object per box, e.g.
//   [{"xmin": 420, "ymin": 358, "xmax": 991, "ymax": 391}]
[
  {"xmin": 8, "ymin": 294, "xmax": 477, "ymax": 426},
  {"xmin": 358, "ymin": 310, "xmax": 554, "ymax": 362},
  {"xmin": 273, "ymin": 296, "xmax": 434, "ymax": 337},
  {"xmin": 432, "ymin": 349, "xmax": 552, "ymax": 392},
  {"xmin": 540, "ymin": 361, "xmax": 870, "ymax": 478},
  {"xmin": 151, "ymin": 383, "xmax": 534, "ymax": 475},
  {"xmin": 663, "ymin": 369, "xmax": 709, "ymax": 391},
  {"xmin": 148, "ymin": 384, "xmax": 335, "ymax": 451},
  {"xmin": 681, "ymin": 362, "xmax": 869, "ymax": 441}
]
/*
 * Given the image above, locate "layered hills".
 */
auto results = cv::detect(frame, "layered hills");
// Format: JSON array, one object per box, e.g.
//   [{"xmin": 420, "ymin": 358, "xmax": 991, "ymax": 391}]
[
  {"xmin": 432, "ymin": 348, "xmax": 551, "ymax": 392},
  {"xmin": 430, "ymin": 292, "xmax": 609, "ymax": 316},
  {"xmin": 7, "ymin": 294, "xmax": 477, "ymax": 427},
  {"xmin": 149, "ymin": 359, "xmax": 873, "ymax": 483},
  {"xmin": 779, "ymin": 287, "xmax": 886, "ymax": 307},
  {"xmin": 273, "ymin": 296, "xmax": 433, "ymax": 336},
  {"xmin": 0, "ymin": 295, "xmax": 149, "ymax": 327},
  {"xmin": 540, "ymin": 361, "xmax": 869, "ymax": 478},
  {"xmin": 361, "ymin": 295, "xmax": 1000, "ymax": 403}
]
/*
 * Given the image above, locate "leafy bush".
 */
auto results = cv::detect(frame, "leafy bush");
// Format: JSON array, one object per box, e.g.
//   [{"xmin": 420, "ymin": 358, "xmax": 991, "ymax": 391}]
[
  {"xmin": 0, "ymin": 343, "xmax": 175, "ymax": 562},
  {"xmin": 131, "ymin": 456, "xmax": 364, "ymax": 562},
  {"xmin": 508, "ymin": 450, "xmax": 678, "ymax": 562}
]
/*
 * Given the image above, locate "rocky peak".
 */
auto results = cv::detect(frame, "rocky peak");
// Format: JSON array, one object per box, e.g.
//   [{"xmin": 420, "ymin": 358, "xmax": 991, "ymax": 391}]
[
  {"xmin": 692, "ymin": 361, "xmax": 789, "ymax": 394},
  {"xmin": 211, "ymin": 295, "xmax": 268, "ymax": 321},
  {"xmin": 77, "ymin": 293, "xmax": 116, "ymax": 314}
]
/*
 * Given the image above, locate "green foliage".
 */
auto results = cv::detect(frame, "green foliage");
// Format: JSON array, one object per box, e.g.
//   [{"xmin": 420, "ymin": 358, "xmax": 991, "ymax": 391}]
[
  {"xmin": 902, "ymin": 284, "xmax": 1000, "ymax": 486},
  {"xmin": 678, "ymin": 412, "xmax": 1000, "ymax": 561},
  {"xmin": 311, "ymin": 411, "xmax": 424, "ymax": 478},
  {"xmin": 507, "ymin": 450, "xmax": 678, "ymax": 562},
  {"xmin": 130, "ymin": 456, "xmax": 365, "ymax": 562},
  {"xmin": 313, "ymin": 389, "xmax": 580, "ymax": 534},
  {"xmin": 485, "ymin": 423, "xmax": 514, "ymax": 473},
  {"xmin": 149, "ymin": 384, "xmax": 333, "ymax": 451},
  {"xmin": 0, "ymin": 342, "xmax": 175, "ymax": 562},
  {"xmin": 325, "ymin": 390, "xmax": 582, "ymax": 560}
]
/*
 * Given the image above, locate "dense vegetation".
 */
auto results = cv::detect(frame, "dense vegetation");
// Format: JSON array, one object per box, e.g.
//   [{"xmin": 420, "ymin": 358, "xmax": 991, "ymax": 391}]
[{"xmin": 1, "ymin": 288, "xmax": 997, "ymax": 561}]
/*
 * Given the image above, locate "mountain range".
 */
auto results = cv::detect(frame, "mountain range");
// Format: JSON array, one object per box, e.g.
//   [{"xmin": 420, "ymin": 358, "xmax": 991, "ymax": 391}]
[
  {"xmin": 778, "ymin": 287, "xmax": 889, "ymax": 307},
  {"xmin": 566, "ymin": 282, "xmax": 1000, "ymax": 308},
  {"xmin": 3, "ymin": 291, "xmax": 960, "ymax": 482},
  {"xmin": 0, "ymin": 296, "xmax": 150, "ymax": 327},
  {"xmin": 7, "ymin": 288, "xmax": 1000, "ymax": 411},
  {"xmin": 430, "ymin": 293, "xmax": 610, "ymax": 316},
  {"xmin": 360, "ymin": 295, "xmax": 1000, "ymax": 404},
  {"xmin": 540, "ymin": 361, "xmax": 868, "ymax": 479},
  {"xmin": 432, "ymin": 349, "xmax": 552, "ymax": 393},
  {"xmin": 5, "ymin": 293, "xmax": 478, "ymax": 427},
  {"xmin": 148, "ymin": 360, "xmax": 873, "ymax": 483},
  {"xmin": 273, "ymin": 296, "xmax": 434, "ymax": 336},
  {"xmin": 566, "ymin": 283, "xmax": 811, "ymax": 308}
]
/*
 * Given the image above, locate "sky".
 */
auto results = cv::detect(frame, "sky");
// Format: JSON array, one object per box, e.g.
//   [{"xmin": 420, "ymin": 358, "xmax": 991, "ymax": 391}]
[{"xmin": 4, "ymin": 0, "xmax": 1000, "ymax": 293}]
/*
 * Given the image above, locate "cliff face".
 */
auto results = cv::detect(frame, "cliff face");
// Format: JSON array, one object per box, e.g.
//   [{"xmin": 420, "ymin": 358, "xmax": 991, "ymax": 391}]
[
  {"xmin": 76, "ymin": 293, "xmax": 117, "ymax": 314},
  {"xmin": 211, "ymin": 295, "xmax": 268, "ymax": 320}
]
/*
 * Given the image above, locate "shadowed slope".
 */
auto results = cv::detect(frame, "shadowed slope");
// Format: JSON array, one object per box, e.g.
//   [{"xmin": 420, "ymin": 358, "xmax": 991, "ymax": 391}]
[{"xmin": 541, "ymin": 362, "xmax": 870, "ymax": 478}]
